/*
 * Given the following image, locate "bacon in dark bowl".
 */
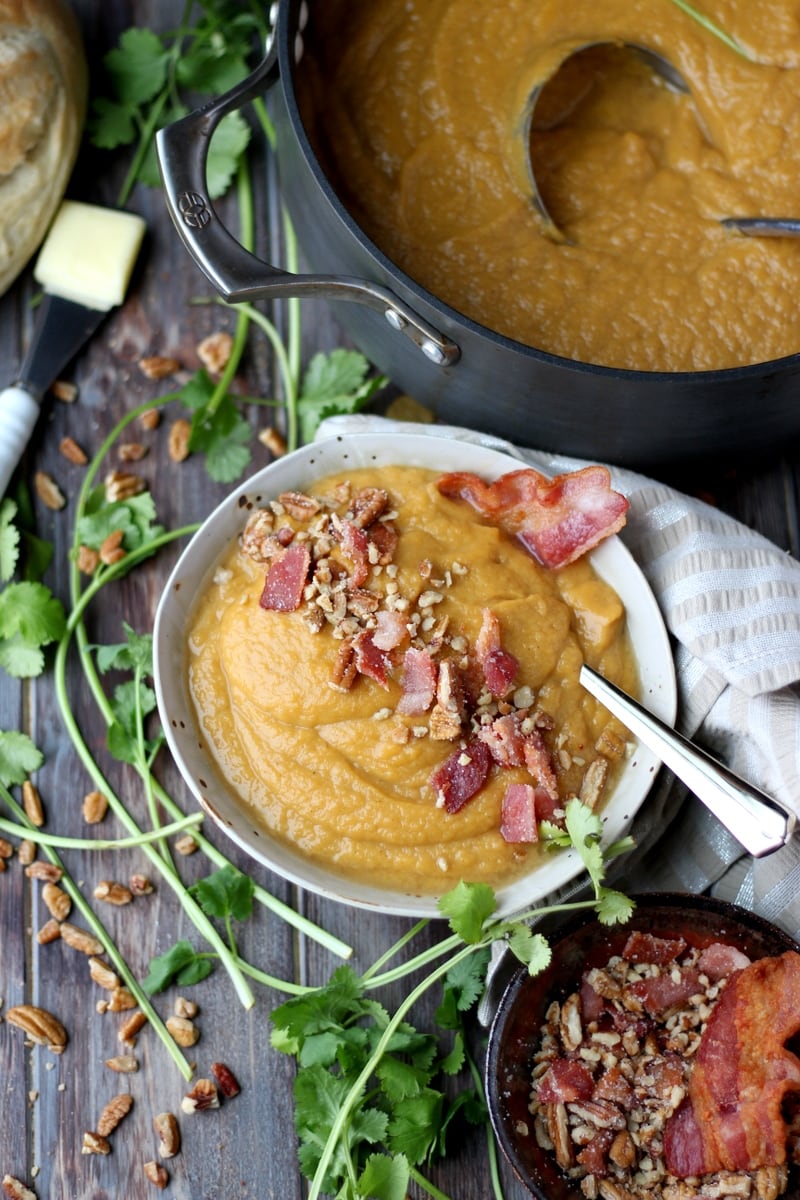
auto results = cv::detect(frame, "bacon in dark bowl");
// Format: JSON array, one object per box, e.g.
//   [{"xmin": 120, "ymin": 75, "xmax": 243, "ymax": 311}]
[{"xmin": 485, "ymin": 893, "xmax": 800, "ymax": 1200}]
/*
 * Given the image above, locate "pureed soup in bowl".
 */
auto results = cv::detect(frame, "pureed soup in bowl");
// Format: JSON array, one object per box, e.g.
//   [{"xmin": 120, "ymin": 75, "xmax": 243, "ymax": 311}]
[{"xmin": 154, "ymin": 434, "xmax": 676, "ymax": 916}]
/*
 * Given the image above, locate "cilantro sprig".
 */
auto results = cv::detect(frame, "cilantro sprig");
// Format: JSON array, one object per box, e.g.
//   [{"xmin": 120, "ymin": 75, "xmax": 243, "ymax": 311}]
[
  {"xmin": 0, "ymin": 499, "xmax": 65, "ymax": 679},
  {"xmin": 272, "ymin": 810, "xmax": 635, "ymax": 1200}
]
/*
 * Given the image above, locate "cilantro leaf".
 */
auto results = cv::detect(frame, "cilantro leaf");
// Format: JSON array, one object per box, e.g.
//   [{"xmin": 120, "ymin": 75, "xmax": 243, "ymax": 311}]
[
  {"xmin": 297, "ymin": 350, "xmax": 387, "ymax": 443},
  {"xmin": 94, "ymin": 624, "xmax": 154, "ymax": 675},
  {"xmin": 0, "ymin": 500, "xmax": 20, "ymax": 582},
  {"xmin": 103, "ymin": 27, "xmax": 169, "ymax": 106},
  {"xmin": 564, "ymin": 798, "xmax": 606, "ymax": 892},
  {"xmin": 595, "ymin": 887, "xmax": 636, "ymax": 926},
  {"xmin": 0, "ymin": 582, "xmax": 66, "ymax": 678},
  {"xmin": 438, "ymin": 1030, "xmax": 465, "ymax": 1076},
  {"xmin": 207, "ymin": 111, "xmax": 252, "ymax": 199},
  {"xmin": 357, "ymin": 1153, "xmax": 410, "ymax": 1200},
  {"xmin": 188, "ymin": 392, "xmax": 252, "ymax": 483},
  {"xmin": 437, "ymin": 946, "xmax": 490, "ymax": 1020},
  {"xmin": 386, "ymin": 1089, "xmax": 444, "ymax": 1164},
  {"xmin": 88, "ymin": 97, "xmax": 137, "ymax": 149},
  {"xmin": 0, "ymin": 638, "xmax": 45, "ymax": 679},
  {"xmin": 437, "ymin": 880, "xmax": 496, "ymax": 944},
  {"xmin": 507, "ymin": 925, "xmax": 552, "ymax": 975},
  {"xmin": 0, "ymin": 730, "xmax": 43, "ymax": 787},
  {"xmin": 143, "ymin": 939, "xmax": 212, "ymax": 993},
  {"xmin": 188, "ymin": 865, "xmax": 255, "ymax": 922}
]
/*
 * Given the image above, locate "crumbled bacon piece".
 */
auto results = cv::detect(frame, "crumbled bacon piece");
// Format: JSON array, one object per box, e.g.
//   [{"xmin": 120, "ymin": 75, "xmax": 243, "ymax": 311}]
[
  {"xmin": 475, "ymin": 608, "xmax": 518, "ymax": 697},
  {"xmin": 336, "ymin": 519, "xmax": 370, "ymax": 586},
  {"xmin": 537, "ymin": 1058, "xmax": 594, "ymax": 1104},
  {"xmin": 352, "ymin": 630, "xmax": 390, "ymax": 688},
  {"xmin": 368, "ymin": 522, "xmax": 398, "ymax": 565},
  {"xmin": 522, "ymin": 730, "xmax": 560, "ymax": 805},
  {"xmin": 478, "ymin": 712, "xmax": 527, "ymax": 767},
  {"xmin": 622, "ymin": 931, "xmax": 687, "ymax": 964},
  {"xmin": 625, "ymin": 967, "xmax": 703, "ymax": 1017},
  {"xmin": 697, "ymin": 942, "xmax": 751, "ymax": 982},
  {"xmin": 371, "ymin": 610, "xmax": 407, "ymax": 651},
  {"xmin": 397, "ymin": 647, "xmax": 437, "ymax": 715},
  {"xmin": 259, "ymin": 542, "xmax": 311, "ymax": 612},
  {"xmin": 437, "ymin": 466, "xmax": 629, "ymax": 569},
  {"xmin": 500, "ymin": 783, "xmax": 541, "ymax": 843},
  {"xmin": 429, "ymin": 740, "xmax": 491, "ymax": 813}
]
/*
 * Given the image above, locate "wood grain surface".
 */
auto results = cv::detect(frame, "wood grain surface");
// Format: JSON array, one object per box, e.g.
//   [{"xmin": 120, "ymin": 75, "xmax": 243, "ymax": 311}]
[{"xmin": 1, "ymin": 4, "xmax": 799, "ymax": 1199}]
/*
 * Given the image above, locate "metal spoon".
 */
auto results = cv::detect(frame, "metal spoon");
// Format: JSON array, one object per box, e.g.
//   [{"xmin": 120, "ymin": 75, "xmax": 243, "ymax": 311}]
[
  {"xmin": 580, "ymin": 664, "xmax": 796, "ymax": 858},
  {"xmin": 524, "ymin": 42, "xmax": 800, "ymax": 242}
]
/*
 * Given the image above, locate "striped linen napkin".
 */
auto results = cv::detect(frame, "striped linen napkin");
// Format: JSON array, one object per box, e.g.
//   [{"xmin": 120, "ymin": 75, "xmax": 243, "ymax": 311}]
[{"xmin": 316, "ymin": 415, "xmax": 800, "ymax": 939}]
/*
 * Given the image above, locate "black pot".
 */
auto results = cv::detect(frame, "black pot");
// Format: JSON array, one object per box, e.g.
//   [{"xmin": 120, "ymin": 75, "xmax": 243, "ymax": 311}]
[{"xmin": 156, "ymin": 1, "xmax": 800, "ymax": 467}]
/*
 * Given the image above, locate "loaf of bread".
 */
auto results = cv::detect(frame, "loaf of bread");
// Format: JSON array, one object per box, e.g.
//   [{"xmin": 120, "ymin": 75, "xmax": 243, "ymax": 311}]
[{"xmin": 0, "ymin": 0, "xmax": 87, "ymax": 298}]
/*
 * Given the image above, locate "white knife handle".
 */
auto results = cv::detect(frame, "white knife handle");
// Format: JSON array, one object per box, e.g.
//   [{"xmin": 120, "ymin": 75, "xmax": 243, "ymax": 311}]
[{"xmin": 0, "ymin": 385, "xmax": 40, "ymax": 498}]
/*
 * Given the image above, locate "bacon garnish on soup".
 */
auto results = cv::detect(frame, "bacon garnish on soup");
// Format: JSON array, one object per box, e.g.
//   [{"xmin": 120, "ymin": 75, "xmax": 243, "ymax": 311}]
[
  {"xmin": 664, "ymin": 950, "xmax": 800, "ymax": 1177},
  {"xmin": 437, "ymin": 466, "xmax": 629, "ymax": 569}
]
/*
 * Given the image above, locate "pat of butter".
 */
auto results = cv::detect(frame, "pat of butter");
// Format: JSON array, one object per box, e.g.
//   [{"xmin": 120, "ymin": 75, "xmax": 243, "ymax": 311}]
[{"xmin": 34, "ymin": 201, "xmax": 146, "ymax": 312}]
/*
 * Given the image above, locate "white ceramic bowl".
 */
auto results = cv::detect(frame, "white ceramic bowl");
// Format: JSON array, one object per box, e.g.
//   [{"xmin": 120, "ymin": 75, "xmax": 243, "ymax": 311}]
[{"xmin": 153, "ymin": 433, "xmax": 677, "ymax": 917}]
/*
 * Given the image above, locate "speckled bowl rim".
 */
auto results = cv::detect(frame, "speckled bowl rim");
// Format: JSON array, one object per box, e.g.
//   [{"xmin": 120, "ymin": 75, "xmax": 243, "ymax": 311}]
[{"xmin": 153, "ymin": 432, "xmax": 677, "ymax": 917}]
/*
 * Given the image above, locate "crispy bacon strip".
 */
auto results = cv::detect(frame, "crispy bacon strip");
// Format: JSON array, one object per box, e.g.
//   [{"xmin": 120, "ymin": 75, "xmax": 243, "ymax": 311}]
[
  {"xmin": 664, "ymin": 951, "xmax": 800, "ymax": 1177},
  {"xmin": 429, "ymin": 739, "xmax": 491, "ymax": 814},
  {"xmin": 500, "ymin": 783, "xmax": 542, "ymax": 843},
  {"xmin": 475, "ymin": 608, "xmax": 518, "ymax": 697},
  {"xmin": 437, "ymin": 467, "xmax": 629, "ymax": 569}
]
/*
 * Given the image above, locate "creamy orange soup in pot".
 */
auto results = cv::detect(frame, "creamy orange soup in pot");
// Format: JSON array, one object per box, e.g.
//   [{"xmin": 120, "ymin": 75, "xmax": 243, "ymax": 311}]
[
  {"xmin": 186, "ymin": 466, "xmax": 637, "ymax": 896},
  {"xmin": 296, "ymin": 0, "xmax": 800, "ymax": 371}
]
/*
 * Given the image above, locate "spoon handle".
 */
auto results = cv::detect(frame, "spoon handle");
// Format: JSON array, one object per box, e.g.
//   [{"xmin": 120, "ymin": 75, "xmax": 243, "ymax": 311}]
[
  {"xmin": 579, "ymin": 665, "xmax": 796, "ymax": 858},
  {"xmin": 722, "ymin": 217, "xmax": 800, "ymax": 238}
]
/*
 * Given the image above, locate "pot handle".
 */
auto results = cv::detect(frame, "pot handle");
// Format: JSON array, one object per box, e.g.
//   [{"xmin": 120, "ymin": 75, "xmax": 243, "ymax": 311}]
[{"xmin": 155, "ymin": 41, "xmax": 460, "ymax": 367}]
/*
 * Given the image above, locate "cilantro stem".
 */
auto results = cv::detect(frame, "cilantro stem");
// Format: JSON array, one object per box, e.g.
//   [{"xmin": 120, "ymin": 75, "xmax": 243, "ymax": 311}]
[
  {"xmin": 360, "ymin": 918, "xmax": 429, "ymax": 983},
  {"xmin": 234, "ymin": 956, "xmax": 313, "ymax": 997},
  {"xmin": 0, "ymin": 811, "xmax": 203, "ymax": 850},
  {"xmin": 408, "ymin": 1166, "xmax": 455, "ymax": 1200},
  {"xmin": 223, "ymin": 300, "xmax": 296, "ymax": 442},
  {"xmin": 308, "ymin": 942, "xmax": 479, "ymax": 1200},
  {"xmin": 665, "ymin": 0, "xmax": 752, "ymax": 59},
  {"xmin": 0, "ymin": 782, "xmax": 194, "ymax": 1081}
]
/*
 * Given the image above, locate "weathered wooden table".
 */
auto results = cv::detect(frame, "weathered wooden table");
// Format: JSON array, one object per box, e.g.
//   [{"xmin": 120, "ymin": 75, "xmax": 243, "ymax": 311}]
[{"xmin": 1, "ymin": 4, "xmax": 799, "ymax": 1198}]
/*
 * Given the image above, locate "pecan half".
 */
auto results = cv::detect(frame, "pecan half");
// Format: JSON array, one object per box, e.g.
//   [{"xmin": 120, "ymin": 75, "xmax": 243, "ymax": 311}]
[
  {"xmin": 41, "ymin": 881, "xmax": 70, "ymax": 921},
  {"xmin": 25, "ymin": 862, "xmax": 62, "ymax": 883},
  {"xmin": 2, "ymin": 1176, "xmax": 37, "ymax": 1200},
  {"xmin": 105, "ymin": 1055, "xmax": 139, "ymax": 1074},
  {"xmin": 59, "ymin": 436, "xmax": 88, "ymax": 465},
  {"xmin": 6, "ymin": 1004, "xmax": 67, "ymax": 1054},
  {"xmin": 97, "ymin": 1093, "xmax": 134, "ymax": 1137},
  {"xmin": 118, "ymin": 1010, "xmax": 147, "ymax": 1045},
  {"xmin": 21, "ymin": 781, "xmax": 44, "ymax": 826},
  {"xmin": 34, "ymin": 471, "xmax": 66, "ymax": 511},
  {"xmin": 166, "ymin": 1015, "xmax": 199, "ymax": 1047},
  {"xmin": 139, "ymin": 355, "xmax": 180, "ymax": 380},
  {"xmin": 93, "ymin": 880, "xmax": 133, "ymax": 906},
  {"xmin": 88, "ymin": 957, "xmax": 120, "ymax": 991},
  {"xmin": 143, "ymin": 1161, "xmax": 168, "ymax": 1189},
  {"xmin": 168, "ymin": 418, "xmax": 191, "ymax": 463},
  {"xmin": 81, "ymin": 1131, "xmax": 111, "ymax": 1156},
  {"xmin": 82, "ymin": 790, "xmax": 108, "ymax": 824}
]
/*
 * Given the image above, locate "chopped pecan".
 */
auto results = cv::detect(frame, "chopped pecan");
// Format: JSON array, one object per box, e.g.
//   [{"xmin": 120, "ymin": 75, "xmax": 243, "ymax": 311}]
[
  {"xmin": 168, "ymin": 418, "xmax": 191, "ymax": 463},
  {"xmin": 143, "ymin": 1161, "xmax": 168, "ymax": 1189},
  {"xmin": 105, "ymin": 1055, "xmax": 139, "ymax": 1074},
  {"xmin": 108, "ymin": 987, "xmax": 137, "ymax": 1013},
  {"xmin": 76, "ymin": 545, "xmax": 100, "ymax": 575},
  {"xmin": 59, "ymin": 922, "xmax": 104, "ymax": 956},
  {"xmin": 51, "ymin": 379, "xmax": 77, "ymax": 403},
  {"xmin": 349, "ymin": 486, "xmax": 389, "ymax": 528},
  {"xmin": 34, "ymin": 471, "xmax": 66, "ymax": 510},
  {"xmin": 6, "ymin": 1004, "xmax": 67, "ymax": 1054},
  {"xmin": 211, "ymin": 1061, "xmax": 241, "ymax": 1098},
  {"xmin": 546, "ymin": 1102, "xmax": 573, "ymax": 1169},
  {"xmin": 240, "ymin": 509, "xmax": 276, "ymax": 561},
  {"xmin": 22, "ymin": 781, "xmax": 44, "ymax": 826},
  {"xmin": 17, "ymin": 839, "xmax": 36, "ymax": 865},
  {"xmin": 258, "ymin": 426, "xmax": 287, "ymax": 457},
  {"xmin": 173, "ymin": 834, "xmax": 198, "ymax": 856},
  {"xmin": 129, "ymin": 873, "xmax": 154, "ymax": 896},
  {"xmin": 139, "ymin": 408, "xmax": 160, "ymax": 431},
  {"xmin": 81, "ymin": 1131, "xmax": 111, "ymax": 1156},
  {"xmin": 82, "ymin": 790, "xmax": 108, "ymax": 824},
  {"xmin": 97, "ymin": 1093, "xmax": 134, "ymax": 1137},
  {"xmin": 36, "ymin": 918, "xmax": 61, "ymax": 945},
  {"xmin": 139, "ymin": 354, "xmax": 180, "ymax": 380},
  {"xmin": 41, "ymin": 881, "xmax": 70, "ymax": 921},
  {"xmin": 59, "ymin": 436, "xmax": 88, "ymax": 465},
  {"xmin": 197, "ymin": 330, "xmax": 233, "ymax": 374},
  {"xmin": 99, "ymin": 530, "xmax": 126, "ymax": 566},
  {"xmin": 278, "ymin": 490, "xmax": 321, "ymax": 520},
  {"xmin": 181, "ymin": 1078, "xmax": 219, "ymax": 1113},
  {"xmin": 173, "ymin": 997, "xmax": 198, "ymax": 1019},
  {"xmin": 25, "ymin": 862, "xmax": 61, "ymax": 882},
  {"xmin": 580, "ymin": 757, "xmax": 609, "ymax": 810},
  {"xmin": 118, "ymin": 441, "xmax": 148, "ymax": 462},
  {"xmin": 166, "ymin": 1015, "xmax": 199, "ymax": 1047},
  {"xmin": 559, "ymin": 992, "xmax": 583, "ymax": 1053},
  {"xmin": 118, "ymin": 1010, "xmax": 147, "ymax": 1045},
  {"xmin": 88, "ymin": 957, "xmax": 120, "ymax": 991},
  {"xmin": 153, "ymin": 1111, "xmax": 181, "ymax": 1158},
  {"xmin": 93, "ymin": 880, "xmax": 133, "ymax": 906},
  {"xmin": 105, "ymin": 470, "xmax": 145, "ymax": 503},
  {"xmin": 330, "ymin": 638, "xmax": 358, "ymax": 691},
  {"xmin": 2, "ymin": 1176, "xmax": 37, "ymax": 1200}
]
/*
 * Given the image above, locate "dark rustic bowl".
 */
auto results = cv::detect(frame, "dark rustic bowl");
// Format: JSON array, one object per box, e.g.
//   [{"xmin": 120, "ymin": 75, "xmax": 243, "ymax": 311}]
[{"xmin": 485, "ymin": 892, "xmax": 800, "ymax": 1200}]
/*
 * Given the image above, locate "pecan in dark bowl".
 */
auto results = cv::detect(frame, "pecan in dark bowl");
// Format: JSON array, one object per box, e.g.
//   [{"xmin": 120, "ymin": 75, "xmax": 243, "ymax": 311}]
[{"xmin": 485, "ymin": 893, "xmax": 800, "ymax": 1200}]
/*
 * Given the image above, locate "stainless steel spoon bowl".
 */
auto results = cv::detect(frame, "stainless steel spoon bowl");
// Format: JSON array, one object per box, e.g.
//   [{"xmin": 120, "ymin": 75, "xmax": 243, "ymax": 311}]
[
  {"xmin": 580, "ymin": 664, "xmax": 796, "ymax": 858},
  {"xmin": 524, "ymin": 42, "xmax": 800, "ymax": 242}
]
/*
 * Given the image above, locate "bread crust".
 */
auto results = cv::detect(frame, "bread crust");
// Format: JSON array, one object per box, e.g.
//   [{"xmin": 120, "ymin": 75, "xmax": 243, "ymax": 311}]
[{"xmin": 0, "ymin": 0, "xmax": 88, "ymax": 297}]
